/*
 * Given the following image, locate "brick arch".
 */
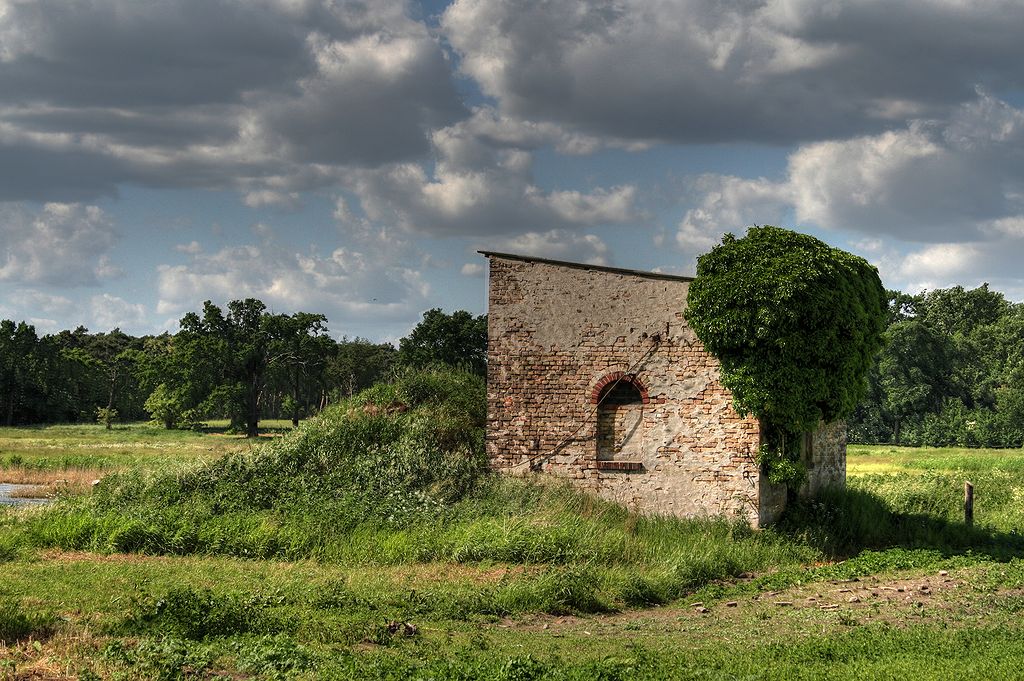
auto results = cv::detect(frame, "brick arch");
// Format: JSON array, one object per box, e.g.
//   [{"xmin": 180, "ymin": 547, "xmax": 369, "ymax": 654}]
[{"xmin": 590, "ymin": 372, "xmax": 650, "ymax": 405}]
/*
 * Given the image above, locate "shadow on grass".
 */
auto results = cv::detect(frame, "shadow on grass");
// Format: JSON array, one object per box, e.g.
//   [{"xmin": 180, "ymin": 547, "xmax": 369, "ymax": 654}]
[
  {"xmin": 193, "ymin": 424, "xmax": 293, "ymax": 437},
  {"xmin": 778, "ymin": 486, "xmax": 1024, "ymax": 562}
]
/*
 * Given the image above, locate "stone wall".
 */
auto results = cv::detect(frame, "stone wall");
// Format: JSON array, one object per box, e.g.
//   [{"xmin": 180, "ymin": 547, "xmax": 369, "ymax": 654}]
[
  {"xmin": 803, "ymin": 420, "xmax": 847, "ymax": 496},
  {"xmin": 484, "ymin": 253, "xmax": 775, "ymax": 525}
]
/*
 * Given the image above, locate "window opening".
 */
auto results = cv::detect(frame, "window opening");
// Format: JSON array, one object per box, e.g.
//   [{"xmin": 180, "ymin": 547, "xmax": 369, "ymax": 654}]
[{"xmin": 596, "ymin": 380, "xmax": 644, "ymax": 465}]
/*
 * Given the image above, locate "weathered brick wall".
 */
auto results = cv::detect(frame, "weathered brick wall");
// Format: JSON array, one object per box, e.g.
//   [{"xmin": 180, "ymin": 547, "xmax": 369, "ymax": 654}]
[
  {"xmin": 803, "ymin": 420, "xmax": 847, "ymax": 495},
  {"xmin": 485, "ymin": 254, "xmax": 777, "ymax": 525}
]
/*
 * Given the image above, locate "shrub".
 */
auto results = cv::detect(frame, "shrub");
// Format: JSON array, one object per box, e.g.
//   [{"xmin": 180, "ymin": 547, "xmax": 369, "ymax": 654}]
[
  {"xmin": 95, "ymin": 406, "xmax": 118, "ymax": 430},
  {"xmin": 685, "ymin": 226, "xmax": 887, "ymax": 484}
]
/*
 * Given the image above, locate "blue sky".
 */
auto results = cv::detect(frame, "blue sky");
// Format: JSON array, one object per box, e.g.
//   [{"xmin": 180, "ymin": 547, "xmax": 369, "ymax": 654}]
[{"xmin": 3, "ymin": 0, "xmax": 1024, "ymax": 342}]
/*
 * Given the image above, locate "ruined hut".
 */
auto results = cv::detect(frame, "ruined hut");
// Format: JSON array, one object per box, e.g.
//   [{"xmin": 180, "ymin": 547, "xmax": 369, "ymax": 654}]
[{"xmin": 481, "ymin": 251, "xmax": 845, "ymax": 527}]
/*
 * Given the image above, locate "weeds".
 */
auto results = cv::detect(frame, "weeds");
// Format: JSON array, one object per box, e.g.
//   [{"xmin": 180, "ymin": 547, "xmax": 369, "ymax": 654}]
[{"xmin": 122, "ymin": 587, "xmax": 294, "ymax": 640}]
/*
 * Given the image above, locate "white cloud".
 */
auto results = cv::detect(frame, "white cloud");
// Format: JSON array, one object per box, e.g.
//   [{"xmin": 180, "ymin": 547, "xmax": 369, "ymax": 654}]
[
  {"xmin": 0, "ymin": 202, "xmax": 119, "ymax": 286},
  {"xmin": 676, "ymin": 94, "xmax": 1024, "ymax": 245},
  {"xmin": 90, "ymin": 293, "xmax": 147, "ymax": 331},
  {"xmin": 676, "ymin": 175, "xmax": 793, "ymax": 253},
  {"xmin": 156, "ymin": 229, "xmax": 431, "ymax": 337},
  {"xmin": 242, "ymin": 190, "xmax": 301, "ymax": 209},
  {"xmin": 898, "ymin": 243, "xmax": 980, "ymax": 282},
  {"xmin": 674, "ymin": 93, "xmax": 1024, "ymax": 294},
  {"xmin": 443, "ymin": 0, "xmax": 1024, "ymax": 145},
  {"xmin": 350, "ymin": 118, "xmax": 638, "ymax": 237},
  {"xmin": 0, "ymin": 0, "xmax": 465, "ymax": 202},
  {"xmin": 460, "ymin": 262, "xmax": 484, "ymax": 277},
  {"xmin": 481, "ymin": 229, "xmax": 609, "ymax": 265}
]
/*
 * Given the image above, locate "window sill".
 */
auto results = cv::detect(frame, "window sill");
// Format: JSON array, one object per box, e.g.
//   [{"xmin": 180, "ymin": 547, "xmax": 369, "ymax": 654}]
[{"xmin": 595, "ymin": 460, "xmax": 644, "ymax": 472}]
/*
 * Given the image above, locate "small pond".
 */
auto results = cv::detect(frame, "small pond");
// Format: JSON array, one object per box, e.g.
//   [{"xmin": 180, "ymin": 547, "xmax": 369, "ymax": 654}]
[{"xmin": 0, "ymin": 483, "xmax": 52, "ymax": 507}]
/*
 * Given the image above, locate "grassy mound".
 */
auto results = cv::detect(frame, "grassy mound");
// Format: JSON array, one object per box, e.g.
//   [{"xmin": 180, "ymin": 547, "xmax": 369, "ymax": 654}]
[{"xmin": 23, "ymin": 368, "xmax": 490, "ymax": 558}]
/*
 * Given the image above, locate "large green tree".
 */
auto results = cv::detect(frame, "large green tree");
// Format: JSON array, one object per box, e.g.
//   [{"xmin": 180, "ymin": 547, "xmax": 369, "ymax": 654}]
[
  {"xmin": 328, "ymin": 337, "xmax": 397, "ymax": 399},
  {"xmin": 267, "ymin": 312, "xmax": 333, "ymax": 427},
  {"xmin": 398, "ymin": 309, "xmax": 487, "ymax": 376},
  {"xmin": 685, "ymin": 226, "xmax": 888, "ymax": 482},
  {"xmin": 0, "ymin": 320, "xmax": 41, "ymax": 425},
  {"xmin": 176, "ymin": 299, "xmax": 273, "ymax": 437}
]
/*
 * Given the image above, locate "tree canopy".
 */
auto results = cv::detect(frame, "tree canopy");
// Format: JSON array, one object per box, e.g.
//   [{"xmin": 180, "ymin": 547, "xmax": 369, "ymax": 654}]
[
  {"xmin": 398, "ymin": 309, "xmax": 487, "ymax": 376},
  {"xmin": 685, "ymin": 226, "xmax": 888, "ymax": 483}
]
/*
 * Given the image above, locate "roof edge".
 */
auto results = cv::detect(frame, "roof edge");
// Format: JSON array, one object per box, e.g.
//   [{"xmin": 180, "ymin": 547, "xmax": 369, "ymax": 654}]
[{"xmin": 478, "ymin": 251, "xmax": 694, "ymax": 283}]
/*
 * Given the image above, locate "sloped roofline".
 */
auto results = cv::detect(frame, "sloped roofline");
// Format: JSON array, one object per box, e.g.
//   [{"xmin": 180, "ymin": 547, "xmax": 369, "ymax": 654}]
[{"xmin": 478, "ymin": 251, "xmax": 694, "ymax": 283}]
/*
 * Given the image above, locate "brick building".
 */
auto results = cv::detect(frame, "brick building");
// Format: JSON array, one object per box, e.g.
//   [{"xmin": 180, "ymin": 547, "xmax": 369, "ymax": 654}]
[{"xmin": 481, "ymin": 251, "xmax": 846, "ymax": 527}]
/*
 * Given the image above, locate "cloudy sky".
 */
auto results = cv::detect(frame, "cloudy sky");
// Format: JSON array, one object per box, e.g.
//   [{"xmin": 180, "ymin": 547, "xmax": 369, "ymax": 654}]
[{"xmin": 3, "ymin": 0, "xmax": 1024, "ymax": 341}]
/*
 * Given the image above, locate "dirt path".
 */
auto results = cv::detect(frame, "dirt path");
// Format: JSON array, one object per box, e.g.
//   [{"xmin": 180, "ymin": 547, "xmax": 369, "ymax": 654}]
[{"xmin": 508, "ymin": 568, "xmax": 1013, "ymax": 636}]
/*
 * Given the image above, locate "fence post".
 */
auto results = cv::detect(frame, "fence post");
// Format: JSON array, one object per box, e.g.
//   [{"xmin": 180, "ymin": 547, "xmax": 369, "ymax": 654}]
[{"xmin": 964, "ymin": 481, "xmax": 974, "ymax": 527}]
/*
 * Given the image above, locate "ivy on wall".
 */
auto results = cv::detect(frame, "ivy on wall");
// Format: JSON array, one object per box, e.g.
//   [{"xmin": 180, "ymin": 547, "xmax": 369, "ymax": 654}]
[{"xmin": 685, "ymin": 226, "xmax": 888, "ymax": 484}]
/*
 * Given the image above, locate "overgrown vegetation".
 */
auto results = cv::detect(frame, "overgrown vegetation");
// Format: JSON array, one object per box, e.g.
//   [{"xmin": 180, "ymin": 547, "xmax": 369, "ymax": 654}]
[{"xmin": 685, "ymin": 226, "xmax": 888, "ymax": 483}]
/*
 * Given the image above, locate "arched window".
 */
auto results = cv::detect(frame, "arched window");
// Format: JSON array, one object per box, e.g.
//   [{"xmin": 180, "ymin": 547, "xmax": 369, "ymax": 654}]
[{"xmin": 593, "ymin": 375, "xmax": 647, "ymax": 467}]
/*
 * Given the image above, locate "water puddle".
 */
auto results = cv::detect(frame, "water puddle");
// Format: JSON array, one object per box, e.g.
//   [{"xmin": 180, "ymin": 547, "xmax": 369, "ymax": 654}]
[{"xmin": 0, "ymin": 483, "xmax": 52, "ymax": 507}]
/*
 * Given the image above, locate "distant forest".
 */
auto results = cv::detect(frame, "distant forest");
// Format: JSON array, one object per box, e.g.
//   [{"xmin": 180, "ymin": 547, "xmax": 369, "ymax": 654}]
[
  {"xmin": 849, "ymin": 284, "xmax": 1024, "ymax": 447},
  {"xmin": 0, "ymin": 301, "xmax": 486, "ymax": 436},
  {"xmin": 3, "ymin": 284, "xmax": 1023, "ymax": 447}
]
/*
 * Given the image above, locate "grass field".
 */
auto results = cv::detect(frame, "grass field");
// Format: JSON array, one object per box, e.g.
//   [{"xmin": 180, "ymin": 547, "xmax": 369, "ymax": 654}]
[
  {"xmin": 0, "ymin": 421, "xmax": 291, "ymax": 490},
  {"xmin": 1, "ymin": 416, "xmax": 1023, "ymax": 679},
  {"xmin": 848, "ymin": 443, "xmax": 1024, "ymax": 475}
]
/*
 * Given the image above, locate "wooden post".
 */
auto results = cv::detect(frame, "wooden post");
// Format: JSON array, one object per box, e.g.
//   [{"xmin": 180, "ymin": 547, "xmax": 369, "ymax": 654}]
[{"xmin": 964, "ymin": 481, "xmax": 974, "ymax": 527}]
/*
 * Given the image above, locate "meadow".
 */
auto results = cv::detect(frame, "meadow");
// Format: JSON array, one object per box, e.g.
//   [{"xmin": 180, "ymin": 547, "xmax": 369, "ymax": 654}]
[{"xmin": 1, "ymin": 382, "xmax": 1023, "ymax": 680}]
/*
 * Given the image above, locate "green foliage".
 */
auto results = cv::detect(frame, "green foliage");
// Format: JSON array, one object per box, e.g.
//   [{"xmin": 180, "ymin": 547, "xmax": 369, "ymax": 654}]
[
  {"xmin": 398, "ymin": 308, "xmax": 488, "ymax": 376},
  {"xmin": 851, "ymin": 284, "xmax": 1024, "ymax": 446},
  {"xmin": 94, "ymin": 406, "xmax": 118, "ymax": 430},
  {"xmin": 329, "ymin": 337, "xmax": 397, "ymax": 398},
  {"xmin": 101, "ymin": 637, "xmax": 215, "ymax": 681},
  {"xmin": 144, "ymin": 383, "xmax": 187, "ymax": 429},
  {"xmin": 234, "ymin": 635, "xmax": 313, "ymax": 680},
  {"xmin": 685, "ymin": 226, "xmax": 887, "ymax": 483},
  {"xmin": 124, "ymin": 587, "xmax": 293, "ymax": 639}
]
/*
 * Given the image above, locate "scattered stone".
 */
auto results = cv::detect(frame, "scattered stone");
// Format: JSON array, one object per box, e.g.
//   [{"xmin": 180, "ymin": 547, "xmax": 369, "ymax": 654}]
[
  {"xmin": 838, "ymin": 588, "xmax": 853, "ymax": 593},
  {"xmin": 774, "ymin": 601, "xmax": 793, "ymax": 607},
  {"xmin": 697, "ymin": 607, "xmax": 709, "ymax": 614},
  {"xmin": 543, "ymin": 624, "xmax": 550, "ymax": 630},
  {"xmin": 848, "ymin": 596, "xmax": 861, "ymax": 603},
  {"xmin": 690, "ymin": 602, "xmax": 704, "ymax": 608},
  {"xmin": 819, "ymin": 604, "xmax": 840, "ymax": 610},
  {"xmin": 807, "ymin": 597, "xmax": 817, "ymax": 603},
  {"xmin": 726, "ymin": 601, "xmax": 738, "ymax": 607},
  {"xmin": 939, "ymin": 570, "xmax": 949, "ymax": 577},
  {"xmin": 386, "ymin": 621, "xmax": 418, "ymax": 637},
  {"xmin": 919, "ymin": 585, "xmax": 931, "ymax": 594},
  {"xmin": 897, "ymin": 587, "xmax": 905, "ymax": 593}
]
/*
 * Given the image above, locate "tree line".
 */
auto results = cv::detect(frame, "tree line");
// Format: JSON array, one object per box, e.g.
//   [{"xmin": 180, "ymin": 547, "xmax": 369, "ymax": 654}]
[
  {"xmin": 4, "ymin": 284, "xmax": 1023, "ymax": 448},
  {"xmin": 0, "ymin": 302, "xmax": 486, "ymax": 435},
  {"xmin": 850, "ymin": 284, "xmax": 1024, "ymax": 447}
]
